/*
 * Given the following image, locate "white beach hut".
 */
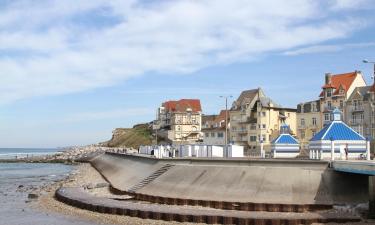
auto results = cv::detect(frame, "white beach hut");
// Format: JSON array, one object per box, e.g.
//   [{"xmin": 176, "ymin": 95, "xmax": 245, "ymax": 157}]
[
  {"xmin": 309, "ymin": 108, "xmax": 368, "ymax": 160},
  {"xmin": 271, "ymin": 124, "xmax": 300, "ymax": 158}
]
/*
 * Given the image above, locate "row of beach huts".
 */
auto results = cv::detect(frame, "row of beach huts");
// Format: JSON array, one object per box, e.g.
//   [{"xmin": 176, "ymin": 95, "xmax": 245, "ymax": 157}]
[{"xmin": 139, "ymin": 109, "xmax": 371, "ymax": 160}]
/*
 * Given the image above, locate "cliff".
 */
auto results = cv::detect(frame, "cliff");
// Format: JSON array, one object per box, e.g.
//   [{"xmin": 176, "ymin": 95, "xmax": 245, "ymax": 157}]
[{"xmin": 102, "ymin": 124, "xmax": 154, "ymax": 149}]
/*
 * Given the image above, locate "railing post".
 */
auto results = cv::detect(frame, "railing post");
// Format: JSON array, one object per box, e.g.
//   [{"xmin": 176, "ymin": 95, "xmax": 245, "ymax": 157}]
[
  {"xmin": 369, "ymin": 176, "xmax": 375, "ymax": 218},
  {"xmin": 330, "ymin": 138, "xmax": 335, "ymax": 161},
  {"xmin": 367, "ymin": 139, "xmax": 371, "ymax": 161}
]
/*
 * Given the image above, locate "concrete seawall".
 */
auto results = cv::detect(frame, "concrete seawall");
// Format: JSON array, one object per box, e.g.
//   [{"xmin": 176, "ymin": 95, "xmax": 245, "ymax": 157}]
[{"xmin": 90, "ymin": 153, "xmax": 369, "ymax": 205}]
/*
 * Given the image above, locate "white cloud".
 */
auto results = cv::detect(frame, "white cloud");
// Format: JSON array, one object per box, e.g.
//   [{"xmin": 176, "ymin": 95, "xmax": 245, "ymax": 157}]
[
  {"xmin": 283, "ymin": 42, "xmax": 375, "ymax": 56},
  {"xmin": 0, "ymin": 0, "xmax": 370, "ymax": 104}
]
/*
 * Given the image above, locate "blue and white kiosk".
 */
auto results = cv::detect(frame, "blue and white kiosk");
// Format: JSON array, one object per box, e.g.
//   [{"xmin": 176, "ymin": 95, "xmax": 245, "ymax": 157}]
[
  {"xmin": 271, "ymin": 124, "xmax": 300, "ymax": 158},
  {"xmin": 309, "ymin": 108, "xmax": 369, "ymax": 160}
]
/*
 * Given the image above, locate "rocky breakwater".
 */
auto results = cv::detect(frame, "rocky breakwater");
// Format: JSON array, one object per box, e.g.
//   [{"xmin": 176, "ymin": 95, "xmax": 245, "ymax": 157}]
[{"xmin": 0, "ymin": 145, "xmax": 138, "ymax": 164}]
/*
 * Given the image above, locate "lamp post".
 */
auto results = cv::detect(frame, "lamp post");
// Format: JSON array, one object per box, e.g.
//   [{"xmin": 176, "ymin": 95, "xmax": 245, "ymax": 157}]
[
  {"xmin": 364, "ymin": 59, "xmax": 375, "ymax": 158},
  {"xmin": 220, "ymin": 95, "xmax": 233, "ymax": 157},
  {"xmin": 363, "ymin": 59, "xmax": 375, "ymax": 79}
]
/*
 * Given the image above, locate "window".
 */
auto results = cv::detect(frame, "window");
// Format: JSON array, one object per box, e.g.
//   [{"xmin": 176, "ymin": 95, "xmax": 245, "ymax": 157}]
[
  {"xmin": 301, "ymin": 119, "xmax": 305, "ymax": 126},
  {"xmin": 312, "ymin": 117, "xmax": 317, "ymax": 126},
  {"xmin": 312, "ymin": 131, "xmax": 316, "ymax": 137},
  {"xmin": 327, "ymin": 89, "xmax": 332, "ymax": 97},
  {"xmin": 324, "ymin": 113, "xmax": 330, "ymax": 121},
  {"xmin": 218, "ymin": 132, "xmax": 224, "ymax": 138},
  {"xmin": 340, "ymin": 100, "xmax": 344, "ymax": 109},
  {"xmin": 262, "ymin": 124, "xmax": 266, "ymax": 129},
  {"xmin": 262, "ymin": 112, "xmax": 266, "ymax": 117},
  {"xmin": 262, "ymin": 135, "xmax": 266, "ymax": 142},
  {"xmin": 301, "ymin": 131, "xmax": 305, "ymax": 139},
  {"xmin": 211, "ymin": 132, "xmax": 215, "ymax": 137},
  {"xmin": 205, "ymin": 133, "xmax": 209, "ymax": 138},
  {"xmin": 250, "ymin": 136, "xmax": 256, "ymax": 142},
  {"xmin": 327, "ymin": 101, "xmax": 332, "ymax": 110}
]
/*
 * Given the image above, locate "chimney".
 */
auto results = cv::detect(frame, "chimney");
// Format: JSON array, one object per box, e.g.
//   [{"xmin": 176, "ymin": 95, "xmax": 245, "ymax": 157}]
[{"xmin": 325, "ymin": 73, "xmax": 332, "ymax": 85}]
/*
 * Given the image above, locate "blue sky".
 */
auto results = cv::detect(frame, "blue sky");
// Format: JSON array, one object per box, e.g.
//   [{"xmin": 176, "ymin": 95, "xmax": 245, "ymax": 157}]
[{"xmin": 1, "ymin": 0, "xmax": 375, "ymax": 147}]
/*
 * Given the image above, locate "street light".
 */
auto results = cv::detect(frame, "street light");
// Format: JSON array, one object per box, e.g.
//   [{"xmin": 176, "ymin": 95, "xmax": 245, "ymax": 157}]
[
  {"xmin": 220, "ymin": 95, "xmax": 233, "ymax": 157},
  {"xmin": 363, "ymin": 59, "xmax": 375, "ymax": 155},
  {"xmin": 363, "ymin": 59, "xmax": 375, "ymax": 79}
]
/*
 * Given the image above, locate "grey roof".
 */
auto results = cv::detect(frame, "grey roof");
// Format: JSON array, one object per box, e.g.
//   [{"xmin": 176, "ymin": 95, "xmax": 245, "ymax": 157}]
[
  {"xmin": 259, "ymin": 97, "xmax": 281, "ymax": 108},
  {"xmin": 348, "ymin": 86, "xmax": 372, "ymax": 101},
  {"xmin": 202, "ymin": 115, "xmax": 217, "ymax": 123},
  {"xmin": 231, "ymin": 88, "xmax": 264, "ymax": 110}
]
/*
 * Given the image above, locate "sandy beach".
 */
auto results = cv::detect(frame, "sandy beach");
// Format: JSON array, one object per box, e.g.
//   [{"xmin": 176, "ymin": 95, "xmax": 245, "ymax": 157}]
[
  {"xmin": 34, "ymin": 163, "xmax": 205, "ymax": 225},
  {"xmin": 29, "ymin": 162, "xmax": 375, "ymax": 225}
]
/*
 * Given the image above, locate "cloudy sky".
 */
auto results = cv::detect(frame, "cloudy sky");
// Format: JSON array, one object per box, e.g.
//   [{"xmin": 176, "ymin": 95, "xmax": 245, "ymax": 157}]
[{"xmin": 1, "ymin": 0, "xmax": 375, "ymax": 147}]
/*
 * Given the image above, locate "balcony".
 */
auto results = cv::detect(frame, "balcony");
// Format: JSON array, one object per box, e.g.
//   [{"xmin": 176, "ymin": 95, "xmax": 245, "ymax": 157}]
[
  {"xmin": 351, "ymin": 106, "xmax": 364, "ymax": 113},
  {"xmin": 350, "ymin": 120, "xmax": 364, "ymax": 125},
  {"xmin": 323, "ymin": 105, "xmax": 334, "ymax": 112}
]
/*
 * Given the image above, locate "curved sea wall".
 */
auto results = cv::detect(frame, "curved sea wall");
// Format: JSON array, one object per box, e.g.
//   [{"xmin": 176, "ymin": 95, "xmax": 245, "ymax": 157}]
[{"xmin": 90, "ymin": 153, "xmax": 369, "ymax": 205}]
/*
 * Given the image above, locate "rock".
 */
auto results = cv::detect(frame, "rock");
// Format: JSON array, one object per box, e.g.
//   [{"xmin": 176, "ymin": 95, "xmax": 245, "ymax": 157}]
[
  {"xmin": 86, "ymin": 183, "xmax": 95, "ymax": 189},
  {"xmin": 18, "ymin": 185, "xmax": 24, "ymax": 188},
  {"xmin": 28, "ymin": 192, "xmax": 39, "ymax": 199},
  {"xmin": 95, "ymin": 182, "xmax": 109, "ymax": 188}
]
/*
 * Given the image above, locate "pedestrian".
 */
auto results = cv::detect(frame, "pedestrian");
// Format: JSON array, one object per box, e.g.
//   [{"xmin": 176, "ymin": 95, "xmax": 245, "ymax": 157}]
[{"xmin": 344, "ymin": 144, "xmax": 348, "ymax": 160}]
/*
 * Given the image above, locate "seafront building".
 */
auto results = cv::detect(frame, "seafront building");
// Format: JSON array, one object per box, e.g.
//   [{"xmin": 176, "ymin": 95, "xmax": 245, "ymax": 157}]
[
  {"xmin": 201, "ymin": 110, "xmax": 228, "ymax": 145},
  {"xmin": 297, "ymin": 71, "xmax": 367, "ymax": 148},
  {"xmin": 155, "ymin": 99, "xmax": 203, "ymax": 144},
  {"xmin": 229, "ymin": 88, "xmax": 297, "ymax": 154},
  {"xmin": 345, "ymin": 82, "xmax": 375, "ymax": 139}
]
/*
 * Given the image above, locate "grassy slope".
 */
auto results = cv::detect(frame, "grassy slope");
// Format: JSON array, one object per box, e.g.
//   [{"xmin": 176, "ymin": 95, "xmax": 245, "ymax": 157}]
[{"xmin": 104, "ymin": 124, "xmax": 153, "ymax": 149}]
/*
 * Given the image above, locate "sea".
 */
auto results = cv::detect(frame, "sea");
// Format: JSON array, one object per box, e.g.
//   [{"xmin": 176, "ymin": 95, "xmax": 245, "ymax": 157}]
[
  {"xmin": 0, "ymin": 148, "xmax": 63, "ymax": 159},
  {"xmin": 0, "ymin": 148, "xmax": 101, "ymax": 225}
]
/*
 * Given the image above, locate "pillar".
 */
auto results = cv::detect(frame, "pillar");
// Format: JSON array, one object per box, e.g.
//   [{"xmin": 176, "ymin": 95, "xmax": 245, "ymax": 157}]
[
  {"xmin": 331, "ymin": 141, "xmax": 335, "ymax": 161},
  {"xmin": 367, "ymin": 140, "xmax": 371, "ymax": 161},
  {"xmin": 369, "ymin": 176, "xmax": 375, "ymax": 218},
  {"xmin": 320, "ymin": 149, "xmax": 323, "ymax": 160},
  {"xmin": 309, "ymin": 150, "xmax": 312, "ymax": 159}
]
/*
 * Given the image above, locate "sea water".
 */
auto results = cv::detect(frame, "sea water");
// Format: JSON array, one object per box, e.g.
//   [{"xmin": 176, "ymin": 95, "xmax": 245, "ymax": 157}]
[
  {"xmin": 0, "ymin": 159, "xmax": 100, "ymax": 224},
  {"xmin": 0, "ymin": 148, "xmax": 63, "ymax": 159}
]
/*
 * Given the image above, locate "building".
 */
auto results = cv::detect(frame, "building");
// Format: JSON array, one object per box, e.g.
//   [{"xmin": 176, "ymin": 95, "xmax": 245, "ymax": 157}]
[
  {"xmin": 229, "ymin": 88, "xmax": 297, "ymax": 154},
  {"xmin": 296, "ymin": 100, "xmax": 321, "ymax": 149},
  {"xmin": 271, "ymin": 124, "xmax": 300, "ymax": 158},
  {"xmin": 201, "ymin": 110, "xmax": 228, "ymax": 145},
  {"xmin": 156, "ymin": 99, "xmax": 202, "ymax": 144},
  {"xmin": 297, "ymin": 71, "xmax": 366, "ymax": 148},
  {"xmin": 345, "ymin": 85, "xmax": 373, "ymax": 138},
  {"xmin": 320, "ymin": 71, "xmax": 366, "ymax": 125},
  {"xmin": 309, "ymin": 108, "xmax": 367, "ymax": 160}
]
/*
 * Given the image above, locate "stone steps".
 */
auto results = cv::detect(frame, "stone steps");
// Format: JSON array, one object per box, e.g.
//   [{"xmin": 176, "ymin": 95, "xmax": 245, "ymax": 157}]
[{"xmin": 127, "ymin": 164, "xmax": 174, "ymax": 193}]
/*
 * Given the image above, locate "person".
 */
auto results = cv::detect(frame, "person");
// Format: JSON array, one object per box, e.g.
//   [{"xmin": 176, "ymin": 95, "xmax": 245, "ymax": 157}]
[{"xmin": 344, "ymin": 144, "xmax": 349, "ymax": 160}]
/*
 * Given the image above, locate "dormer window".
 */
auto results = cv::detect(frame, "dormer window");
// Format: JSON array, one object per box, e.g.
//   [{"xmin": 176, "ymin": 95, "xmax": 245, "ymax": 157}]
[{"xmin": 326, "ymin": 89, "xmax": 332, "ymax": 97}]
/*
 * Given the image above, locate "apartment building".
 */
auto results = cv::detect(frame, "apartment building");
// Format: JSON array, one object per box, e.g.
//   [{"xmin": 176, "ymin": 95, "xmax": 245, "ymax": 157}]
[
  {"xmin": 296, "ymin": 100, "xmax": 321, "ymax": 149},
  {"xmin": 296, "ymin": 71, "xmax": 366, "ymax": 147},
  {"xmin": 156, "ymin": 99, "xmax": 202, "ymax": 144},
  {"xmin": 320, "ymin": 71, "xmax": 366, "ymax": 125},
  {"xmin": 229, "ymin": 88, "xmax": 297, "ymax": 153},
  {"xmin": 201, "ymin": 110, "xmax": 228, "ymax": 145},
  {"xmin": 345, "ymin": 83, "xmax": 375, "ymax": 139}
]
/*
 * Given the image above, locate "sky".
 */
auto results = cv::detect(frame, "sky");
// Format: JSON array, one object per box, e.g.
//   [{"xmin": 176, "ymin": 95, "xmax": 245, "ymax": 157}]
[{"xmin": 1, "ymin": 0, "xmax": 375, "ymax": 148}]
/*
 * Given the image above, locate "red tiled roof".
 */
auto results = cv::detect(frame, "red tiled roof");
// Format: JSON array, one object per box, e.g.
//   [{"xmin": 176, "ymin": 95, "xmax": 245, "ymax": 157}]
[
  {"xmin": 319, "ymin": 71, "xmax": 358, "ymax": 97},
  {"xmin": 163, "ymin": 99, "xmax": 202, "ymax": 112}
]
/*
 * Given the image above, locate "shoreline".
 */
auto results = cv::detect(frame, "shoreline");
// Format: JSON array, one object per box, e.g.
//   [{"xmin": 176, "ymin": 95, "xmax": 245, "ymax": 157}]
[
  {"xmin": 33, "ymin": 163, "xmax": 201, "ymax": 225},
  {"xmin": 30, "ymin": 162, "xmax": 373, "ymax": 225}
]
